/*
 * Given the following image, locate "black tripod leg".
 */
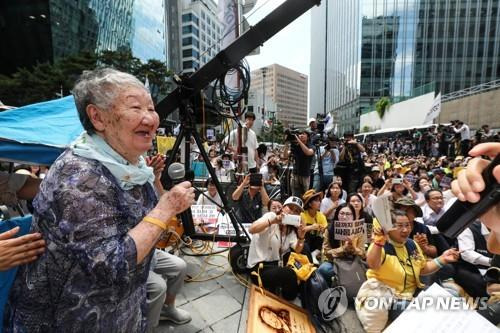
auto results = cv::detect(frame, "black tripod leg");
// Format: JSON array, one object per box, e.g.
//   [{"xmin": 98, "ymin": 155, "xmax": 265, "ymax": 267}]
[{"xmin": 191, "ymin": 130, "xmax": 250, "ymax": 242}]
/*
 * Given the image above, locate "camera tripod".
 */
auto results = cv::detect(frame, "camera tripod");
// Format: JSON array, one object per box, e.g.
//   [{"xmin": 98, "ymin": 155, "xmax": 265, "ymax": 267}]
[{"xmin": 162, "ymin": 98, "xmax": 250, "ymax": 243}]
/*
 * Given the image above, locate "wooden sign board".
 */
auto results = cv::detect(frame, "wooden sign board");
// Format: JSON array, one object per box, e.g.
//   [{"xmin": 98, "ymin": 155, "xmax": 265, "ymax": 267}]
[{"xmin": 247, "ymin": 285, "xmax": 316, "ymax": 333}]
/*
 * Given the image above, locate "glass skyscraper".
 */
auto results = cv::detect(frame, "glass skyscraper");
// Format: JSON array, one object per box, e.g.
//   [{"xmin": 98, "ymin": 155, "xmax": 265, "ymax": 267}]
[
  {"xmin": 0, "ymin": 0, "xmax": 167, "ymax": 75},
  {"xmin": 310, "ymin": 0, "xmax": 500, "ymax": 135}
]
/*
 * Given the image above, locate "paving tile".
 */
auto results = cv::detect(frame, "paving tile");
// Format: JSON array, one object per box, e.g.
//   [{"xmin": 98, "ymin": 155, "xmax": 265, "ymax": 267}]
[
  {"xmin": 210, "ymin": 311, "xmax": 242, "ymax": 333},
  {"xmin": 190, "ymin": 288, "xmax": 242, "ymax": 326},
  {"xmin": 215, "ymin": 272, "xmax": 247, "ymax": 304},
  {"xmin": 180, "ymin": 278, "xmax": 222, "ymax": 302},
  {"xmin": 157, "ymin": 301, "xmax": 210, "ymax": 333},
  {"xmin": 337, "ymin": 307, "xmax": 364, "ymax": 332}
]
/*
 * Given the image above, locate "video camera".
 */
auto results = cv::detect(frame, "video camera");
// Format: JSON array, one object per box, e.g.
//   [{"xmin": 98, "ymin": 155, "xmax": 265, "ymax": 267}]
[
  {"xmin": 311, "ymin": 113, "xmax": 328, "ymax": 146},
  {"xmin": 284, "ymin": 128, "xmax": 300, "ymax": 143}
]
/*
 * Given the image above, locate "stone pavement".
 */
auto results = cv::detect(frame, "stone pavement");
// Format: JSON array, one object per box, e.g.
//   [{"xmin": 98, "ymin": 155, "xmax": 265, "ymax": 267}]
[{"xmin": 156, "ymin": 247, "xmax": 365, "ymax": 333}]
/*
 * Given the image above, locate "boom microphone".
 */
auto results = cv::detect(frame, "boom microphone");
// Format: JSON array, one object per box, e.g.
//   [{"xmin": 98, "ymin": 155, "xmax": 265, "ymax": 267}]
[{"xmin": 437, "ymin": 154, "xmax": 500, "ymax": 239}]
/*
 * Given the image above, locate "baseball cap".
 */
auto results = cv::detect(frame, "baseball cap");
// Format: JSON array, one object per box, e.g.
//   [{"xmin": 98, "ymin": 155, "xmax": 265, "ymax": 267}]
[
  {"xmin": 394, "ymin": 197, "xmax": 423, "ymax": 217},
  {"xmin": 308, "ymin": 117, "xmax": 316, "ymax": 125},
  {"xmin": 283, "ymin": 196, "xmax": 304, "ymax": 212},
  {"xmin": 371, "ymin": 166, "xmax": 381, "ymax": 172}
]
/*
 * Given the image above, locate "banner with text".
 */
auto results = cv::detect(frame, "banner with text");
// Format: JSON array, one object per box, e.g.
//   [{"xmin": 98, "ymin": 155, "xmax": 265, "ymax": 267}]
[{"xmin": 334, "ymin": 218, "xmax": 366, "ymax": 241}]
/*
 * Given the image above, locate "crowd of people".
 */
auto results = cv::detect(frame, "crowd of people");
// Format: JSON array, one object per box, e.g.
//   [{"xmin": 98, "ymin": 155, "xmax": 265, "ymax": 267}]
[{"xmin": 0, "ymin": 67, "xmax": 499, "ymax": 332}]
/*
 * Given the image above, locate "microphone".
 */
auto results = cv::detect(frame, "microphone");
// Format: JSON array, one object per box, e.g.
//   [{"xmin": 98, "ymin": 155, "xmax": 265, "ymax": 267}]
[
  {"xmin": 437, "ymin": 154, "xmax": 500, "ymax": 239},
  {"xmin": 166, "ymin": 162, "xmax": 185, "ymax": 189}
]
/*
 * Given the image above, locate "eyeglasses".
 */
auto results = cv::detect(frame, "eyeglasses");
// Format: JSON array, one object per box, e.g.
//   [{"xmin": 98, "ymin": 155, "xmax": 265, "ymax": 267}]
[
  {"xmin": 429, "ymin": 196, "xmax": 443, "ymax": 201},
  {"xmin": 338, "ymin": 211, "xmax": 353, "ymax": 217},
  {"xmin": 394, "ymin": 223, "xmax": 412, "ymax": 230}
]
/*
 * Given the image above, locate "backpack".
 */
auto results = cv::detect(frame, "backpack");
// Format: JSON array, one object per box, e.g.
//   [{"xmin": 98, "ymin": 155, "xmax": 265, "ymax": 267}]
[
  {"xmin": 332, "ymin": 256, "xmax": 367, "ymax": 304},
  {"xmin": 301, "ymin": 270, "xmax": 345, "ymax": 333}
]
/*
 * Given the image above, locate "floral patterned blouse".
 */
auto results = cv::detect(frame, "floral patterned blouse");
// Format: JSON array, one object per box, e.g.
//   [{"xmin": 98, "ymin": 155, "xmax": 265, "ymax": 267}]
[{"xmin": 4, "ymin": 150, "xmax": 157, "ymax": 332}]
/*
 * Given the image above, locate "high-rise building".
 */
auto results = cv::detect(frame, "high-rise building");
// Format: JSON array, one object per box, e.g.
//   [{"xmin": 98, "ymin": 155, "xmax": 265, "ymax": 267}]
[
  {"xmin": 166, "ymin": 0, "xmax": 183, "ymax": 73},
  {"xmin": 250, "ymin": 64, "xmax": 308, "ymax": 128},
  {"xmin": 180, "ymin": 0, "xmax": 221, "ymax": 74},
  {"xmin": 310, "ymin": 0, "xmax": 500, "ymax": 135},
  {"xmin": 0, "ymin": 0, "xmax": 167, "ymax": 75}
]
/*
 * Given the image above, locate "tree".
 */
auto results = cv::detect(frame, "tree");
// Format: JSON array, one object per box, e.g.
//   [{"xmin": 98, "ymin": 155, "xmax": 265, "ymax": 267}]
[
  {"xmin": 375, "ymin": 97, "xmax": 391, "ymax": 119},
  {"xmin": 362, "ymin": 125, "xmax": 372, "ymax": 133},
  {"xmin": 0, "ymin": 50, "xmax": 172, "ymax": 106},
  {"xmin": 258, "ymin": 119, "xmax": 285, "ymax": 144}
]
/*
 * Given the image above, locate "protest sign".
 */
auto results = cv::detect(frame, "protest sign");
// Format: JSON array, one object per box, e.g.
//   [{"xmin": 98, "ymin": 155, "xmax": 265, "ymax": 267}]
[{"xmin": 334, "ymin": 218, "xmax": 366, "ymax": 241}]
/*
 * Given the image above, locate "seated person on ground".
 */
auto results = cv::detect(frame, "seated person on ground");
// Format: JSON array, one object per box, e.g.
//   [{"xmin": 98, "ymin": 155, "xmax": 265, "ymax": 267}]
[
  {"xmin": 247, "ymin": 197, "xmax": 306, "ymax": 301},
  {"xmin": 301, "ymin": 189, "xmax": 328, "ymax": 264},
  {"xmin": 317, "ymin": 203, "xmax": 365, "ymax": 284},
  {"xmin": 355, "ymin": 209, "xmax": 459, "ymax": 333}
]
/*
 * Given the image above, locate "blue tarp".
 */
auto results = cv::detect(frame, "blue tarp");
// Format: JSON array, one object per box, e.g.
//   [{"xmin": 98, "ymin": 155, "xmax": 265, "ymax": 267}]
[
  {"xmin": 0, "ymin": 215, "xmax": 33, "ymax": 333},
  {"xmin": 0, "ymin": 96, "xmax": 83, "ymax": 165}
]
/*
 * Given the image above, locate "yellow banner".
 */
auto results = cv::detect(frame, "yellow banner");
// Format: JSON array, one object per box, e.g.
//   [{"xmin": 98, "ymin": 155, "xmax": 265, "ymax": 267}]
[{"xmin": 156, "ymin": 136, "xmax": 176, "ymax": 155}]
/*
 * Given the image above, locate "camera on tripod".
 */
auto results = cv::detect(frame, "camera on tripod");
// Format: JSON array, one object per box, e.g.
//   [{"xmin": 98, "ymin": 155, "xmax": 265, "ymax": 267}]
[
  {"xmin": 284, "ymin": 128, "xmax": 300, "ymax": 143},
  {"xmin": 311, "ymin": 113, "xmax": 328, "ymax": 146}
]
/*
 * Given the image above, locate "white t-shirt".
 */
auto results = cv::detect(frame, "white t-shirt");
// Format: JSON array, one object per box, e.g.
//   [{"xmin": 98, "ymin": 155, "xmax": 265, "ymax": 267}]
[
  {"xmin": 224, "ymin": 126, "xmax": 258, "ymax": 169},
  {"xmin": 247, "ymin": 212, "xmax": 298, "ymax": 268},
  {"xmin": 320, "ymin": 197, "xmax": 345, "ymax": 220},
  {"xmin": 363, "ymin": 194, "xmax": 377, "ymax": 209},
  {"xmin": 196, "ymin": 191, "xmax": 223, "ymax": 207}
]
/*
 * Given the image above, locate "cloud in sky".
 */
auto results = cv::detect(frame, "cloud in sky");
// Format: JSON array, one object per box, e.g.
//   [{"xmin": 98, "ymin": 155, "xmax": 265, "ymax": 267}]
[{"xmin": 243, "ymin": 0, "xmax": 311, "ymax": 76}]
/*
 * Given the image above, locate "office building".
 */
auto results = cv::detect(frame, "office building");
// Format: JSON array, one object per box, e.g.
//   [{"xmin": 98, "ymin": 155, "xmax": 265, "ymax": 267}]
[
  {"xmin": 180, "ymin": 0, "xmax": 221, "ymax": 73},
  {"xmin": 250, "ymin": 64, "xmax": 308, "ymax": 128},
  {"xmin": 0, "ymin": 0, "xmax": 167, "ymax": 75},
  {"xmin": 310, "ymin": 0, "xmax": 500, "ymax": 135}
]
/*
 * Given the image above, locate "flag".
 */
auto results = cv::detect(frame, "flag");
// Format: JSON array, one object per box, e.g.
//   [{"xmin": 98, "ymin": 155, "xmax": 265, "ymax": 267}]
[
  {"xmin": 423, "ymin": 92, "xmax": 441, "ymax": 124},
  {"xmin": 218, "ymin": 0, "xmax": 237, "ymax": 49},
  {"xmin": 218, "ymin": 0, "xmax": 238, "ymax": 93}
]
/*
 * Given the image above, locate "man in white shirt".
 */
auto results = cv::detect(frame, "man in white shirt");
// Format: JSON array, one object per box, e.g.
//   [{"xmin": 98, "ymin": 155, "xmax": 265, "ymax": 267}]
[
  {"xmin": 453, "ymin": 120, "xmax": 471, "ymax": 156},
  {"xmin": 455, "ymin": 220, "xmax": 493, "ymax": 298},
  {"xmin": 419, "ymin": 189, "xmax": 446, "ymax": 234},
  {"xmin": 223, "ymin": 112, "xmax": 259, "ymax": 173}
]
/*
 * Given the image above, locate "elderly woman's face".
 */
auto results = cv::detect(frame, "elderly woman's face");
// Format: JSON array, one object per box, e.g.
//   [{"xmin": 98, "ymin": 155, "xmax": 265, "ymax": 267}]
[{"xmin": 98, "ymin": 86, "xmax": 158, "ymax": 163}]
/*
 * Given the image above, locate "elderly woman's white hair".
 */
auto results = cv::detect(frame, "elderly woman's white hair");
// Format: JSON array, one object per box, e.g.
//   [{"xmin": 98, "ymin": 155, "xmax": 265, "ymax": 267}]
[{"xmin": 72, "ymin": 68, "xmax": 148, "ymax": 133}]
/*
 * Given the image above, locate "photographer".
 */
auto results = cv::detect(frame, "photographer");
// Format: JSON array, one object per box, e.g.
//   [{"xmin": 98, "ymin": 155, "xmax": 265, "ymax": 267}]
[
  {"xmin": 231, "ymin": 174, "xmax": 269, "ymax": 224},
  {"xmin": 337, "ymin": 132, "xmax": 365, "ymax": 193},
  {"xmin": 247, "ymin": 197, "xmax": 307, "ymax": 300},
  {"xmin": 283, "ymin": 129, "xmax": 314, "ymax": 198},
  {"xmin": 312, "ymin": 135, "xmax": 339, "ymax": 192}
]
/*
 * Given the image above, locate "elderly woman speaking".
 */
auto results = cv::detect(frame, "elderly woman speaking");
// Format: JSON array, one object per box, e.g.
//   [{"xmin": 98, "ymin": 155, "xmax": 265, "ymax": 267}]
[{"xmin": 4, "ymin": 68, "xmax": 194, "ymax": 332}]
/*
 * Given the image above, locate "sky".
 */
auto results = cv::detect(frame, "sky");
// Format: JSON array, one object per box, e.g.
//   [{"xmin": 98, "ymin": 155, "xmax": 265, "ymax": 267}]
[{"xmin": 242, "ymin": 0, "xmax": 311, "ymax": 76}]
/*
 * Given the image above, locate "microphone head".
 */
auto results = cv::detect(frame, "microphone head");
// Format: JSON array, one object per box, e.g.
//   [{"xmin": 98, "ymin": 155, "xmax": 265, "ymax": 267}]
[{"xmin": 167, "ymin": 162, "xmax": 185, "ymax": 181}]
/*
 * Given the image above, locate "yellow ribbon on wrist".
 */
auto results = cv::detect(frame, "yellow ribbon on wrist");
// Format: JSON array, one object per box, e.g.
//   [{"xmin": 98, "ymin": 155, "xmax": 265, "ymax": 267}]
[{"xmin": 143, "ymin": 216, "xmax": 167, "ymax": 230}]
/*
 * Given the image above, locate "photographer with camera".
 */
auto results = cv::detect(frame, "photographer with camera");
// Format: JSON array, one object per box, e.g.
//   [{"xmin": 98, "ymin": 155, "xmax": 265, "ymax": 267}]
[
  {"xmin": 312, "ymin": 135, "xmax": 339, "ymax": 192},
  {"xmin": 247, "ymin": 197, "xmax": 307, "ymax": 301},
  {"xmin": 283, "ymin": 129, "xmax": 315, "ymax": 198},
  {"xmin": 231, "ymin": 173, "xmax": 269, "ymax": 224},
  {"xmin": 336, "ymin": 132, "xmax": 365, "ymax": 193}
]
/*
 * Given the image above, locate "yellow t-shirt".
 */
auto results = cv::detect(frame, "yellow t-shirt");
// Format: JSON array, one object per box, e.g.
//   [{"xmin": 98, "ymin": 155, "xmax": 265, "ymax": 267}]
[
  {"xmin": 368, "ymin": 219, "xmax": 427, "ymax": 297},
  {"xmin": 301, "ymin": 211, "xmax": 327, "ymax": 236}
]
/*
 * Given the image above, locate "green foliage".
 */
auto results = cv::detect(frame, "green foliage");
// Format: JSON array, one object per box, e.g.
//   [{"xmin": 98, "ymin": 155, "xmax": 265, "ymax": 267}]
[
  {"xmin": 362, "ymin": 125, "xmax": 372, "ymax": 133},
  {"xmin": 0, "ymin": 50, "xmax": 172, "ymax": 106},
  {"xmin": 375, "ymin": 97, "xmax": 391, "ymax": 119},
  {"xmin": 258, "ymin": 119, "xmax": 285, "ymax": 144}
]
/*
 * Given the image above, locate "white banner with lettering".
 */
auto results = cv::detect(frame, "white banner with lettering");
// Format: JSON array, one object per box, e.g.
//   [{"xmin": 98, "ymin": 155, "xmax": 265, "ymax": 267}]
[{"xmin": 423, "ymin": 92, "xmax": 441, "ymax": 124}]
